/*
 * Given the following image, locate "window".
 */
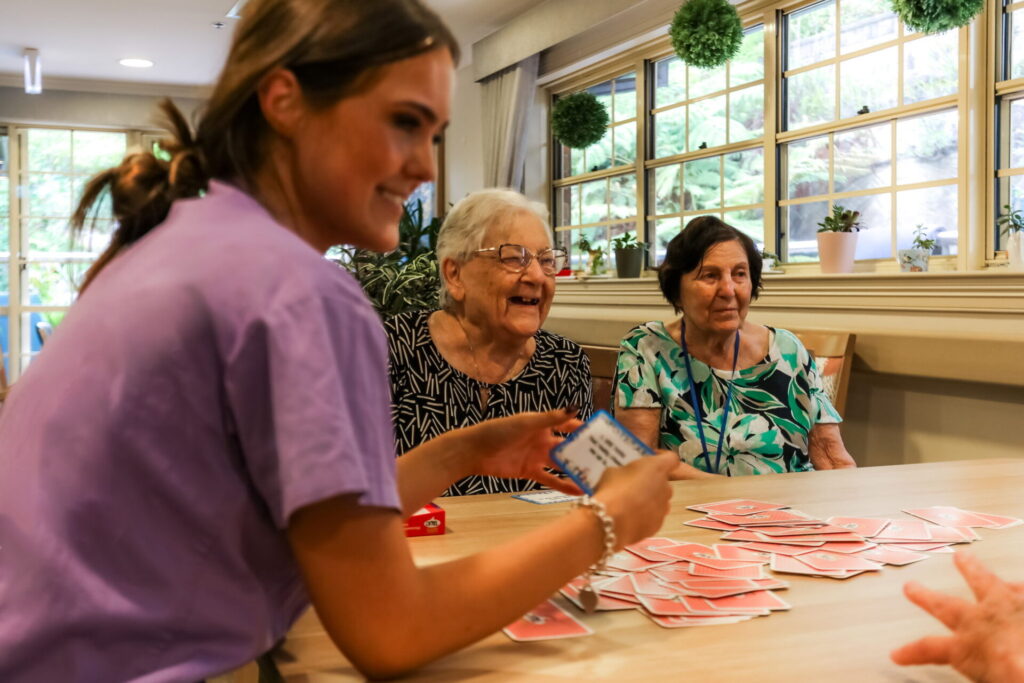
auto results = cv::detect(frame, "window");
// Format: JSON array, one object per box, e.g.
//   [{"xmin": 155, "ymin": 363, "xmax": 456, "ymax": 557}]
[
  {"xmin": 2, "ymin": 127, "xmax": 127, "ymax": 380},
  {"xmin": 996, "ymin": 2, "xmax": 1024, "ymax": 255},
  {"xmin": 779, "ymin": 0, "xmax": 960, "ymax": 263},
  {"xmin": 648, "ymin": 27, "xmax": 765, "ymax": 263},
  {"xmin": 552, "ymin": 73, "xmax": 639, "ymax": 272},
  {"xmin": 545, "ymin": 0, "xmax": 1017, "ymax": 274}
]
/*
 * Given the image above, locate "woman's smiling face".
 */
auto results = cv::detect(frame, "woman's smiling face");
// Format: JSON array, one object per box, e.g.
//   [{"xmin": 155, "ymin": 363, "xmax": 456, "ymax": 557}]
[{"xmin": 451, "ymin": 212, "xmax": 556, "ymax": 340}]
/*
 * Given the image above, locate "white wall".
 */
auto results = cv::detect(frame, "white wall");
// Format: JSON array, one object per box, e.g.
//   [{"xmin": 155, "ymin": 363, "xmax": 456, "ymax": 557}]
[
  {"xmin": 0, "ymin": 86, "xmax": 204, "ymax": 130},
  {"xmin": 444, "ymin": 65, "xmax": 485, "ymax": 203}
]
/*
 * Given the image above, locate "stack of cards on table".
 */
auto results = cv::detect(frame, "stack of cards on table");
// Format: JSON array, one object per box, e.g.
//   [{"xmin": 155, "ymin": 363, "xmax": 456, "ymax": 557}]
[
  {"xmin": 504, "ymin": 536, "xmax": 792, "ymax": 639},
  {"xmin": 683, "ymin": 500, "xmax": 1022, "ymax": 580}
]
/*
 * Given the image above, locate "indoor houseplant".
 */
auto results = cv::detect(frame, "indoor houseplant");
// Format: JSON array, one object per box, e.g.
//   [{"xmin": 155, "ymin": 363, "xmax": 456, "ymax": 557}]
[
  {"xmin": 816, "ymin": 204, "xmax": 861, "ymax": 274},
  {"xmin": 611, "ymin": 233, "xmax": 646, "ymax": 278},
  {"xmin": 997, "ymin": 203, "xmax": 1024, "ymax": 270},
  {"xmin": 330, "ymin": 199, "xmax": 443, "ymax": 316},
  {"xmin": 575, "ymin": 235, "xmax": 607, "ymax": 277},
  {"xmin": 760, "ymin": 249, "xmax": 781, "ymax": 272},
  {"xmin": 898, "ymin": 224, "xmax": 936, "ymax": 272}
]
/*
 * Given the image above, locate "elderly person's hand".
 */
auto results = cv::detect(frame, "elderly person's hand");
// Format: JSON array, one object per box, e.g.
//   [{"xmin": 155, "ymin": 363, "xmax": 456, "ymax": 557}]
[
  {"xmin": 808, "ymin": 423, "xmax": 856, "ymax": 469},
  {"xmin": 891, "ymin": 551, "xmax": 1024, "ymax": 682}
]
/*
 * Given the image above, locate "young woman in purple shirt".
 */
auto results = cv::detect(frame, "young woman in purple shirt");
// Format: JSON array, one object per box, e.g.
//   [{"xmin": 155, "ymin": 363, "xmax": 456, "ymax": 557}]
[{"xmin": 0, "ymin": 1, "xmax": 676, "ymax": 680}]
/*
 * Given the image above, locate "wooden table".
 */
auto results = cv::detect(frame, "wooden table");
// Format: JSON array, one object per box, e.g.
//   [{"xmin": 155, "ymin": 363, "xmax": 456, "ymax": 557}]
[{"xmin": 275, "ymin": 459, "xmax": 1024, "ymax": 682}]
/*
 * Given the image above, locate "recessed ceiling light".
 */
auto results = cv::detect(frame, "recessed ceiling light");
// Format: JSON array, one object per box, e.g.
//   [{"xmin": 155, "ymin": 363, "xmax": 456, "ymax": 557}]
[{"xmin": 119, "ymin": 58, "xmax": 154, "ymax": 68}]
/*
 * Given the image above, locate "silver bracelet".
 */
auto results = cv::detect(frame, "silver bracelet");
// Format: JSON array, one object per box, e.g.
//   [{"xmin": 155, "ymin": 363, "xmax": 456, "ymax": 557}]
[{"xmin": 573, "ymin": 495, "xmax": 617, "ymax": 613}]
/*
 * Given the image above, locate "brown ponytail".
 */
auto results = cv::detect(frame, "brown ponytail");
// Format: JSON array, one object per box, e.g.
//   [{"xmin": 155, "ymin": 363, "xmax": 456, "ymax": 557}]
[
  {"xmin": 72, "ymin": 99, "xmax": 207, "ymax": 293},
  {"xmin": 73, "ymin": 0, "xmax": 458, "ymax": 293}
]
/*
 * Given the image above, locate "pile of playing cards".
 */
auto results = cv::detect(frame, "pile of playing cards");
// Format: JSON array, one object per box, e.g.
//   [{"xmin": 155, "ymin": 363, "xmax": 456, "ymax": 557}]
[
  {"xmin": 685, "ymin": 500, "xmax": 1023, "ymax": 580},
  {"xmin": 504, "ymin": 536, "xmax": 792, "ymax": 640}
]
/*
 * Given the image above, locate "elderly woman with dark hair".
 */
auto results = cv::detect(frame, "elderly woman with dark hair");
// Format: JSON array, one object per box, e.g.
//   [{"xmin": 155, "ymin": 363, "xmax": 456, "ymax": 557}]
[
  {"xmin": 615, "ymin": 216, "xmax": 855, "ymax": 478},
  {"xmin": 385, "ymin": 189, "xmax": 594, "ymax": 495}
]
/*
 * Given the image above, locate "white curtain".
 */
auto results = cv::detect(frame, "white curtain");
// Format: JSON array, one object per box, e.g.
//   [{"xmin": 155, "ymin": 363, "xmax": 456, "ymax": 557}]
[{"xmin": 480, "ymin": 54, "xmax": 539, "ymax": 191}]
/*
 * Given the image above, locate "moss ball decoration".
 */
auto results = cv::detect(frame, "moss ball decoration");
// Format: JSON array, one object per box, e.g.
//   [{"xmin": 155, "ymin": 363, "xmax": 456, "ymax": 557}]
[
  {"xmin": 551, "ymin": 92, "xmax": 609, "ymax": 149},
  {"xmin": 669, "ymin": 0, "xmax": 744, "ymax": 70},
  {"xmin": 890, "ymin": 0, "xmax": 984, "ymax": 34}
]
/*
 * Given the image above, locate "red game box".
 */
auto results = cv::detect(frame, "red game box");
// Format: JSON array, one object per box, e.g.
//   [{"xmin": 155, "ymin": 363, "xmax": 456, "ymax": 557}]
[{"xmin": 404, "ymin": 503, "xmax": 445, "ymax": 537}]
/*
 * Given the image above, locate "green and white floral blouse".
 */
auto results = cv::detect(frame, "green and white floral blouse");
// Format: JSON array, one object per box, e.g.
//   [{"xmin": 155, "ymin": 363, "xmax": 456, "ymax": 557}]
[{"xmin": 615, "ymin": 322, "xmax": 842, "ymax": 476}]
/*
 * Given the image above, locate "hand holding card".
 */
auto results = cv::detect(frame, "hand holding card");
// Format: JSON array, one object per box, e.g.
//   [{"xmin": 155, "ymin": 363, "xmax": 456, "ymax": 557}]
[{"xmin": 549, "ymin": 411, "xmax": 654, "ymax": 495}]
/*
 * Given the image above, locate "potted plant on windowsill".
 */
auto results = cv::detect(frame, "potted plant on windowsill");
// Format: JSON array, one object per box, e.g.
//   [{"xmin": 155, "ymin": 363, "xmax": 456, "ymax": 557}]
[
  {"xmin": 760, "ymin": 249, "xmax": 782, "ymax": 273},
  {"xmin": 997, "ymin": 204, "xmax": 1024, "ymax": 270},
  {"xmin": 898, "ymin": 224, "xmax": 936, "ymax": 272},
  {"xmin": 611, "ymin": 233, "xmax": 646, "ymax": 278},
  {"xmin": 575, "ymin": 236, "xmax": 607, "ymax": 277},
  {"xmin": 816, "ymin": 204, "xmax": 861, "ymax": 274}
]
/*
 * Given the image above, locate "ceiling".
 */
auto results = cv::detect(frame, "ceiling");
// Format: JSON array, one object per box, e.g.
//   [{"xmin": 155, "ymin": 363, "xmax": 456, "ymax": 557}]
[{"xmin": 0, "ymin": 0, "xmax": 547, "ymax": 91}]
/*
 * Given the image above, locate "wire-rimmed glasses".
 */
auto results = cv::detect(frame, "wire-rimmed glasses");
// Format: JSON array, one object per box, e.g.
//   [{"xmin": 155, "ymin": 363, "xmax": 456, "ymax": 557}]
[{"xmin": 472, "ymin": 244, "xmax": 568, "ymax": 276}]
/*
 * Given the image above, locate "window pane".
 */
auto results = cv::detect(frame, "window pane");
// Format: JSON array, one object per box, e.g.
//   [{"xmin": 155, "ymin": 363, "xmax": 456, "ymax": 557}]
[
  {"xmin": 25, "ymin": 218, "xmax": 76, "ymax": 254},
  {"xmin": 583, "ymin": 128, "xmax": 612, "ymax": 174},
  {"xmin": 612, "ymin": 73, "xmax": 636, "ymax": 122},
  {"xmin": 689, "ymin": 63, "xmax": 726, "ymax": 100},
  {"xmin": 654, "ymin": 57, "xmax": 686, "ymax": 107},
  {"xmin": 587, "ymin": 81, "xmax": 613, "ymax": 120},
  {"xmin": 896, "ymin": 185, "xmax": 958, "ymax": 254},
  {"xmin": 27, "ymin": 129, "xmax": 71, "ymax": 173},
  {"xmin": 561, "ymin": 185, "xmax": 577, "ymax": 225},
  {"xmin": 72, "ymin": 176, "xmax": 115, "ymax": 221},
  {"xmin": 559, "ymin": 144, "xmax": 583, "ymax": 179},
  {"xmin": 731, "ymin": 27, "xmax": 764, "ymax": 87},
  {"xmin": 723, "ymin": 148, "xmax": 764, "ymax": 206},
  {"xmin": 787, "ymin": 1, "xmax": 836, "ymax": 70},
  {"xmin": 613, "ymin": 121, "xmax": 637, "ymax": 166},
  {"xmin": 653, "ymin": 217, "xmax": 682, "ymax": 264},
  {"xmin": 610, "ymin": 174, "xmax": 637, "ymax": 220},
  {"xmin": 683, "ymin": 156, "xmax": 721, "ymax": 210},
  {"xmin": 786, "ymin": 200, "xmax": 830, "ymax": 261},
  {"xmin": 896, "ymin": 109, "xmax": 958, "ymax": 185},
  {"xmin": 723, "ymin": 208, "xmax": 764, "ymax": 248},
  {"xmin": 839, "ymin": 0, "xmax": 897, "ymax": 54},
  {"xmin": 26, "ymin": 174, "xmax": 72, "ymax": 217},
  {"xmin": 840, "ymin": 47, "xmax": 897, "ymax": 118},
  {"xmin": 787, "ymin": 65, "xmax": 835, "ymax": 130},
  {"xmin": 904, "ymin": 32, "xmax": 957, "ymax": 105},
  {"xmin": 729, "ymin": 84, "xmax": 764, "ymax": 143},
  {"xmin": 786, "ymin": 135, "xmax": 829, "ymax": 199},
  {"xmin": 73, "ymin": 131, "xmax": 126, "ymax": 175},
  {"xmin": 1011, "ymin": 99, "xmax": 1024, "ymax": 169},
  {"xmin": 845, "ymin": 192, "xmax": 892, "ymax": 260},
  {"xmin": 581, "ymin": 179, "xmax": 609, "ymax": 224},
  {"xmin": 1013, "ymin": 9, "xmax": 1024, "ymax": 80},
  {"xmin": 652, "ymin": 164, "xmax": 682, "ymax": 215},
  {"xmin": 654, "ymin": 106, "xmax": 686, "ymax": 158},
  {"xmin": 23, "ymin": 262, "xmax": 88, "ymax": 306},
  {"xmin": 1006, "ymin": 175, "xmax": 1024, "ymax": 251},
  {"xmin": 688, "ymin": 95, "xmax": 726, "ymax": 151},
  {"xmin": 834, "ymin": 122, "xmax": 891, "ymax": 193},
  {"xmin": 0, "ymin": 176, "xmax": 8, "ymax": 256}
]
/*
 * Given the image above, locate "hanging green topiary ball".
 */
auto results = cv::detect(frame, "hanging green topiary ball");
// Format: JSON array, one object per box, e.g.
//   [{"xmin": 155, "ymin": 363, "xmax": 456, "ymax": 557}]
[
  {"xmin": 551, "ymin": 92, "xmax": 610, "ymax": 149},
  {"xmin": 890, "ymin": 0, "xmax": 984, "ymax": 34},
  {"xmin": 669, "ymin": 0, "xmax": 744, "ymax": 70}
]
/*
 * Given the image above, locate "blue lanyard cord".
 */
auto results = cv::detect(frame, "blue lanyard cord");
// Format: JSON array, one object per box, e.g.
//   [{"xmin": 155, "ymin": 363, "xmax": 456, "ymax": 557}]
[{"xmin": 679, "ymin": 322, "xmax": 740, "ymax": 476}]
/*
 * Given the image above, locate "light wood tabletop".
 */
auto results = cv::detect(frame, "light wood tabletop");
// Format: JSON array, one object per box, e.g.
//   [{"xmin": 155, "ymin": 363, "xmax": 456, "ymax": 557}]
[{"xmin": 274, "ymin": 459, "xmax": 1024, "ymax": 682}]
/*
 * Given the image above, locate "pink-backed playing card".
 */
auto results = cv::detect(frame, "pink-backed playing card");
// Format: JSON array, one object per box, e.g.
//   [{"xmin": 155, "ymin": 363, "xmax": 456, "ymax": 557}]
[
  {"xmin": 735, "ymin": 541, "xmax": 817, "ymax": 556},
  {"xmin": 688, "ymin": 562, "xmax": 765, "ymax": 579},
  {"xmin": 683, "ymin": 518, "xmax": 742, "ymax": 531},
  {"xmin": 797, "ymin": 551, "xmax": 884, "ymax": 572},
  {"xmin": 561, "ymin": 578, "xmax": 637, "ymax": 611},
  {"xmin": 644, "ymin": 613, "xmax": 753, "ymax": 628},
  {"xmin": 873, "ymin": 520, "xmax": 933, "ymax": 542},
  {"xmin": 708, "ymin": 510, "xmax": 818, "ymax": 526},
  {"xmin": 902, "ymin": 506, "xmax": 995, "ymax": 528},
  {"xmin": 707, "ymin": 590, "xmax": 791, "ymax": 612},
  {"xmin": 714, "ymin": 544, "xmax": 772, "ymax": 563},
  {"xmin": 855, "ymin": 546, "xmax": 928, "ymax": 566},
  {"xmin": 503, "ymin": 600, "xmax": 593, "ymax": 641},
  {"xmin": 769, "ymin": 554, "xmax": 866, "ymax": 579},
  {"xmin": 826, "ymin": 517, "xmax": 891, "ymax": 538},
  {"xmin": 606, "ymin": 550, "xmax": 674, "ymax": 572},
  {"xmin": 694, "ymin": 499, "xmax": 791, "ymax": 515}
]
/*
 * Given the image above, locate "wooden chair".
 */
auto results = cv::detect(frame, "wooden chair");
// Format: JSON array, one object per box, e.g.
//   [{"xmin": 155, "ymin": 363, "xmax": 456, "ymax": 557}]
[
  {"xmin": 581, "ymin": 344, "xmax": 619, "ymax": 414},
  {"xmin": 790, "ymin": 330, "xmax": 856, "ymax": 418}
]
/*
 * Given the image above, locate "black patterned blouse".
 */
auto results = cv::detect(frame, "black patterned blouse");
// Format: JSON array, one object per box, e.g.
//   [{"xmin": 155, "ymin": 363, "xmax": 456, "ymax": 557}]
[{"xmin": 384, "ymin": 310, "xmax": 593, "ymax": 496}]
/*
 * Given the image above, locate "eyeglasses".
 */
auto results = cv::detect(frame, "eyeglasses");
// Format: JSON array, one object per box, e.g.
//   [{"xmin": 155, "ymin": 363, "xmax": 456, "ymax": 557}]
[{"xmin": 473, "ymin": 244, "xmax": 568, "ymax": 276}]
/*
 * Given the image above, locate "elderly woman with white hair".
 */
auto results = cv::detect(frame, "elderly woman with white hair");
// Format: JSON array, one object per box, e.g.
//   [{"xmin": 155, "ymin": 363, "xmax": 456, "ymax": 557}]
[{"xmin": 385, "ymin": 189, "xmax": 593, "ymax": 495}]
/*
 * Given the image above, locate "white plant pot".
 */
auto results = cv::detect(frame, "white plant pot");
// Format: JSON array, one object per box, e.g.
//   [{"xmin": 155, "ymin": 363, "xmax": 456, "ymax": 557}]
[
  {"xmin": 817, "ymin": 231, "xmax": 858, "ymax": 274},
  {"xmin": 897, "ymin": 248, "xmax": 930, "ymax": 272},
  {"xmin": 1008, "ymin": 232, "xmax": 1024, "ymax": 271}
]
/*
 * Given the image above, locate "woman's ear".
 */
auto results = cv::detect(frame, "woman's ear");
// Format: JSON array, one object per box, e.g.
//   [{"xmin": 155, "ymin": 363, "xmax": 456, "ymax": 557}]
[
  {"xmin": 257, "ymin": 68, "xmax": 306, "ymax": 139},
  {"xmin": 442, "ymin": 257, "xmax": 466, "ymax": 303}
]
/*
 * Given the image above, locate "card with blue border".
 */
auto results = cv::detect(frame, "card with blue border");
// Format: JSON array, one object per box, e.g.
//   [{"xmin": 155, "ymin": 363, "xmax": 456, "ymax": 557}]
[{"xmin": 548, "ymin": 410, "xmax": 654, "ymax": 496}]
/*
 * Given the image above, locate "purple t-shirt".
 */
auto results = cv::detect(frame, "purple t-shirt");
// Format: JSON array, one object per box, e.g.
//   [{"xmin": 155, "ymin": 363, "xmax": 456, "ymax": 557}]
[{"xmin": 0, "ymin": 181, "xmax": 401, "ymax": 681}]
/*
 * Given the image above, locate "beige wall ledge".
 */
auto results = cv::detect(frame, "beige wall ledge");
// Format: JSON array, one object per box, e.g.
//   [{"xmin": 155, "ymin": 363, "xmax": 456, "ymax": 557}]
[{"xmin": 546, "ymin": 271, "xmax": 1024, "ymax": 388}]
